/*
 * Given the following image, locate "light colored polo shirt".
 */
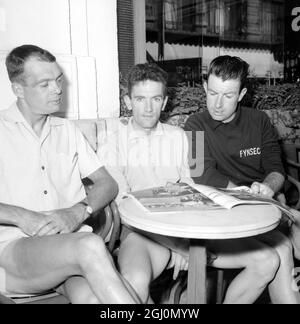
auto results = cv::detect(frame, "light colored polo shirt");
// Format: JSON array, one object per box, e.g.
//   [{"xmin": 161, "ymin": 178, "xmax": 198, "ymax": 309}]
[
  {"xmin": 99, "ymin": 117, "xmax": 193, "ymax": 198},
  {"xmin": 0, "ymin": 103, "xmax": 103, "ymax": 212}
]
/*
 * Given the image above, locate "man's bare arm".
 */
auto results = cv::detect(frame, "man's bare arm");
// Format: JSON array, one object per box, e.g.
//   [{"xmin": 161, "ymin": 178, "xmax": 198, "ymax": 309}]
[
  {"xmin": 263, "ymin": 172, "xmax": 285, "ymax": 193},
  {"xmin": 35, "ymin": 167, "xmax": 119, "ymax": 236},
  {"xmin": 0, "ymin": 203, "xmax": 50, "ymax": 236},
  {"xmin": 251, "ymin": 172, "xmax": 285, "ymax": 198},
  {"xmin": 0, "ymin": 203, "xmax": 20, "ymax": 226},
  {"xmin": 85, "ymin": 166, "xmax": 119, "ymax": 214}
]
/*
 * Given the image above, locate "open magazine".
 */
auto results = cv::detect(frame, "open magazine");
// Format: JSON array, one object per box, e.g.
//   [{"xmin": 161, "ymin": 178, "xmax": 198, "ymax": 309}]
[{"xmin": 124, "ymin": 182, "xmax": 295, "ymax": 223}]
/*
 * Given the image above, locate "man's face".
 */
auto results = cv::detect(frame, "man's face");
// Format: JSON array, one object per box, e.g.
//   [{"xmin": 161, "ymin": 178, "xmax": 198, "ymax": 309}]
[
  {"xmin": 204, "ymin": 74, "xmax": 247, "ymax": 123},
  {"xmin": 17, "ymin": 57, "xmax": 64, "ymax": 116},
  {"xmin": 125, "ymin": 80, "xmax": 168, "ymax": 131}
]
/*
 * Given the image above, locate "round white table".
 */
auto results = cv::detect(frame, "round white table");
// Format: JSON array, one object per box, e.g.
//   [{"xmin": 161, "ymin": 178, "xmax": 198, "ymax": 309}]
[{"xmin": 119, "ymin": 197, "xmax": 282, "ymax": 304}]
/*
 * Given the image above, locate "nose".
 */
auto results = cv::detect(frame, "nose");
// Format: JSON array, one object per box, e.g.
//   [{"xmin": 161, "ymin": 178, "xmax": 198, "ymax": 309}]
[
  {"xmin": 144, "ymin": 99, "xmax": 153, "ymax": 113},
  {"xmin": 51, "ymin": 81, "xmax": 62, "ymax": 95},
  {"xmin": 216, "ymin": 95, "xmax": 223, "ymax": 109}
]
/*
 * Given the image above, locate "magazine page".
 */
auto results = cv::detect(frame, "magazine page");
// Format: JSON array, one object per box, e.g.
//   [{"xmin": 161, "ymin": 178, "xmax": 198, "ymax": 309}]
[
  {"xmin": 125, "ymin": 183, "xmax": 223, "ymax": 213},
  {"xmin": 125, "ymin": 182, "xmax": 295, "ymax": 222},
  {"xmin": 214, "ymin": 186, "xmax": 296, "ymax": 223},
  {"xmin": 189, "ymin": 184, "xmax": 245, "ymax": 209},
  {"xmin": 191, "ymin": 184, "xmax": 295, "ymax": 223}
]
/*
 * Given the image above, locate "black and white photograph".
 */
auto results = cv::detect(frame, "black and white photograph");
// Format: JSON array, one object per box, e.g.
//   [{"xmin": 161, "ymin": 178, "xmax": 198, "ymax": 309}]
[{"xmin": 0, "ymin": 0, "xmax": 300, "ymax": 308}]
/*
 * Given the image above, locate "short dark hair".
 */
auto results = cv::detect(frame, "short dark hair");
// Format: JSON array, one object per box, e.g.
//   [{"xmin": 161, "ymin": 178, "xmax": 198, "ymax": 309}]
[
  {"xmin": 207, "ymin": 55, "xmax": 249, "ymax": 92},
  {"xmin": 127, "ymin": 63, "xmax": 168, "ymax": 98},
  {"xmin": 6, "ymin": 44, "xmax": 56, "ymax": 83}
]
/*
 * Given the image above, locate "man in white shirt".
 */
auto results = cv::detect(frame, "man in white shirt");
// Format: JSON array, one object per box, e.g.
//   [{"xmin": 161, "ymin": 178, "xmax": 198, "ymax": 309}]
[
  {"xmin": 0, "ymin": 44, "xmax": 139, "ymax": 304},
  {"xmin": 100, "ymin": 64, "xmax": 193, "ymax": 303}
]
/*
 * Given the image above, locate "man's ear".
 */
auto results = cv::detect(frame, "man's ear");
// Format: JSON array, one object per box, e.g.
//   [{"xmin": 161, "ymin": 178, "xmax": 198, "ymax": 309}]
[
  {"xmin": 11, "ymin": 82, "xmax": 24, "ymax": 99},
  {"xmin": 238, "ymin": 88, "xmax": 247, "ymax": 102},
  {"xmin": 203, "ymin": 82, "xmax": 208, "ymax": 95},
  {"xmin": 162, "ymin": 96, "xmax": 168, "ymax": 111},
  {"xmin": 124, "ymin": 95, "xmax": 132, "ymax": 111}
]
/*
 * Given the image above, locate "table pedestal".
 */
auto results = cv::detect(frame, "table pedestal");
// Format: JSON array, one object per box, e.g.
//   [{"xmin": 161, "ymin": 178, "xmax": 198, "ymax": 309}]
[{"xmin": 187, "ymin": 240, "xmax": 207, "ymax": 304}]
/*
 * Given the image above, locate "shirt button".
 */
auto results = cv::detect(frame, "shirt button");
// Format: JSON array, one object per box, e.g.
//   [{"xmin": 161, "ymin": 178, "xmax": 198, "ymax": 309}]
[
  {"xmin": 44, "ymin": 190, "xmax": 48, "ymax": 195},
  {"xmin": 42, "ymin": 166, "xmax": 45, "ymax": 170}
]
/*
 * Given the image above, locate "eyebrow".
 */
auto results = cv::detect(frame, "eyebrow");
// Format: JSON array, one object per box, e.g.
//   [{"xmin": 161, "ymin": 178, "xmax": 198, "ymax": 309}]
[
  {"xmin": 37, "ymin": 72, "xmax": 64, "ymax": 84},
  {"xmin": 208, "ymin": 88, "xmax": 237, "ymax": 95},
  {"xmin": 133, "ymin": 94, "xmax": 163, "ymax": 98}
]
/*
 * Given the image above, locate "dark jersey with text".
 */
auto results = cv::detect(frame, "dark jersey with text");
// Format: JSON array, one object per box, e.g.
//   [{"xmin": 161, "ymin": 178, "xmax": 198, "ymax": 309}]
[{"xmin": 184, "ymin": 106, "xmax": 285, "ymax": 188}]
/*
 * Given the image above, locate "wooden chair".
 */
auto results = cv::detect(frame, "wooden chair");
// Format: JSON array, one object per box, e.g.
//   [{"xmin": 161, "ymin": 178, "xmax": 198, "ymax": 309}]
[
  {"xmin": 0, "ymin": 200, "xmax": 121, "ymax": 304},
  {"xmin": 281, "ymin": 143, "xmax": 300, "ymax": 210}
]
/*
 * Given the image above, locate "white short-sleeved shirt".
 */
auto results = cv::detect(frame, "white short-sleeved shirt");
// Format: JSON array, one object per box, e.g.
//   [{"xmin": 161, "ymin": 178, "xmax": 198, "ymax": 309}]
[
  {"xmin": 0, "ymin": 103, "xmax": 103, "ymax": 212},
  {"xmin": 99, "ymin": 117, "xmax": 193, "ymax": 199}
]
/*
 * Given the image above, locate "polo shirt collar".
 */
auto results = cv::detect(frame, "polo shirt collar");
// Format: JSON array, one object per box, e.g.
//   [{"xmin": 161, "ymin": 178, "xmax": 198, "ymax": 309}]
[
  {"xmin": 128, "ymin": 117, "xmax": 164, "ymax": 140},
  {"xmin": 1, "ymin": 102, "xmax": 64, "ymax": 126},
  {"xmin": 1, "ymin": 103, "xmax": 28, "ymax": 123},
  {"xmin": 205, "ymin": 105, "xmax": 242, "ymax": 130},
  {"xmin": 49, "ymin": 116, "xmax": 65, "ymax": 126}
]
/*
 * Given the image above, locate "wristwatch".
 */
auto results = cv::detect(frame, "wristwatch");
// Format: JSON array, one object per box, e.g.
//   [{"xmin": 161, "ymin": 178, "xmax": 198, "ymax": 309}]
[{"xmin": 79, "ymin": 201, "xmax": 94, "ymax": 215}]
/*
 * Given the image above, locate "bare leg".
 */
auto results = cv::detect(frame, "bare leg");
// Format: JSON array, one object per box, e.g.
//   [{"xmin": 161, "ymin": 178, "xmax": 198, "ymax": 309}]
[
  {"xmin": 59, "ymin": 273, "xmax": 141, "ymax": 304},
  {"xmin": 288, "ymin": 210, "xmax": 300, "ymax": 260},
  {"xmin": 0, "ymin": 233, "xmax": 139, "ymax": 304},
  {"xmin": 58, "ymin": 276, "xmax": 100, "ymax": 304},
  {"xmin": 207, "ymin": 238, "xmax": 280, "ymax": 304},
  {"xmin": 118, "ymin": 232, "xmax": 171, "ymax": 303},
  {"xmin": 258, "ymin": 230, "xmax": 300, "ymax": 304}
]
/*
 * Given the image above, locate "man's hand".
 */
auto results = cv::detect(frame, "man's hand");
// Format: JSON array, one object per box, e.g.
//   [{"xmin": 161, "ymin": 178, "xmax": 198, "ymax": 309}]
[
  {"xmin": 17, "ymin": 209, "xmax": 52, "ymax": 237},
  {"xmin": 167, "ymin": 251, "xmax": 189, "ymax": 280},
  {"xmin": 250, "ymin": 182, "xmax": 275, "ymax": 198},
  {"xmin": 35, "ymin": 204, "xmax": 86, "ymax": 236}
]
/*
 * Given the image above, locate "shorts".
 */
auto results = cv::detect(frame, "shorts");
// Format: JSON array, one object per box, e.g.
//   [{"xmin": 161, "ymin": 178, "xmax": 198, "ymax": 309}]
[
  {"xmin": 0, "ymin": 226, "xmax": 28, "ymax": 294},
  {"xmin": 0, "ymin": 224, "xmax": 92, "ymax": 295}
]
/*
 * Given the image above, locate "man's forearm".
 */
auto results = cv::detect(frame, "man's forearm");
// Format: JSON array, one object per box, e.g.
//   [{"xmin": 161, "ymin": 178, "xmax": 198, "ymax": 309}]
[
  {"xmin": 85, "ymin": 168, "xmax": 119, "ymax": 214},
  {"xmin": 0, "ymin": 203, "xmax": 23, "ymax": 226},
  {"xmin": 263, "ymin": 172, "xmax": 285, "ymax": 193},
  {"xmin": 86, "ymin": 180, "xmax": 118, "ymax": 213}
]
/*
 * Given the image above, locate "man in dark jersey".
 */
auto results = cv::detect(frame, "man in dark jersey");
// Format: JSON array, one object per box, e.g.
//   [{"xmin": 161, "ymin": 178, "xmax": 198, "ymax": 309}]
[
  {"xmin": 184, "ymin": 55, "xmax": 300, "ymax": 303},
  {"xmin": 185, "ymin": 56, "xmax": 285, "ymax": 196}
]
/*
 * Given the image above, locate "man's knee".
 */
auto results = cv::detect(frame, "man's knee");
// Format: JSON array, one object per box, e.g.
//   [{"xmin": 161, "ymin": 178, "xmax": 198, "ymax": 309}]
[
  {"xmin": 265, "ymin": 230, "xmax": 294, "ymax": 261},
  {"xmin": 275, "ymin": 237, "xmax": 294, "ymax": 260},
  {"xmin": 75, "ymin": 233, "xmax": 108, "ymax": 264},
  {"xmin": 249, "ymin": 248, "xmax": 280, "ymax": 282}
]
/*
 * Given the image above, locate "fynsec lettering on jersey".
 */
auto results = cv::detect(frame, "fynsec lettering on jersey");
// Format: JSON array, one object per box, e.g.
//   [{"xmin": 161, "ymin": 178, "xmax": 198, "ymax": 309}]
[{"xmin": 240, "ymin": 148, "xmax": 261, "ymax": 158}]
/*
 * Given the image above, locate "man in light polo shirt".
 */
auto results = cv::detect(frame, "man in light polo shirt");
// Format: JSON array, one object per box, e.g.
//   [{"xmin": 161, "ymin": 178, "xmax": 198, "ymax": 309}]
[
  {"xmin": 185, "ymin": 55, "xmax": 300, "ymax": 303},
  {"xmin": 100, "ymin": 63, "xmax": 192, "ymax": 304},
  {"xmin": 0, "ymin": 45, "xmax": 139, "ymax": 304}
]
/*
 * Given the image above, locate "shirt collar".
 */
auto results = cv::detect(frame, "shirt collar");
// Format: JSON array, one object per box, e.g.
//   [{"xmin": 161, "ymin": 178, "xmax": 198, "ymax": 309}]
[
  {"xmin": 205, "ymin": 105, "xmax": 242, "ymax": 130},
  {"xmin": 1, "ymin": 102, "xmax": 64, "ymax": 126},
  {"xmin": 49, "ymin": 116, "xmax": 65, "ymax": 126},
  {"xmin": 0, "ymin": 102, "xmax": 27, "ymax": 123},
  {"xmin": 127, "ymin": 117, "xmax": 164, "ymax": 140}
]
